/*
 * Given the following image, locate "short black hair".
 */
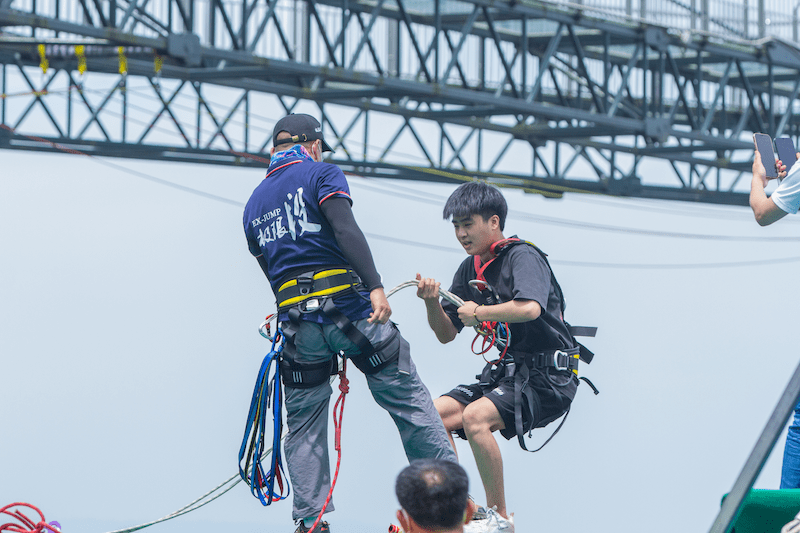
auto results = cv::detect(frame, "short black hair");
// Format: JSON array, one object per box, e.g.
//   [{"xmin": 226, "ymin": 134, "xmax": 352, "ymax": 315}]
[
  {"xmin": 395, "ymin": 459, "xmax": 469, "ymax": 530},
  {"xmin": 442, "ymin": 181, "xmax": 508, "ymax": 230}
]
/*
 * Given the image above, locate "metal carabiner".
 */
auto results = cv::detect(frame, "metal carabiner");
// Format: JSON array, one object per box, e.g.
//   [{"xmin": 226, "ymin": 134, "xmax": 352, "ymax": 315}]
[
  {"xmin": 553, "ymin": 350, "xmax": 569, "ymax": 372},
  {"xmin": 259, "ymin": 313, "xmax": 278, "ymax": 341}
]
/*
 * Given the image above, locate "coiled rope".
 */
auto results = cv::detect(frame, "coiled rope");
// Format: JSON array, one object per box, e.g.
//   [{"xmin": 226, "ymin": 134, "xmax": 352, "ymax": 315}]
[
  {"xmin": 238, "ymin": 328, "xmax": 289, "ymax": 506},
  {"xmin": 0, "ymin": 504, "xmax": 60, "ymax": 533}
]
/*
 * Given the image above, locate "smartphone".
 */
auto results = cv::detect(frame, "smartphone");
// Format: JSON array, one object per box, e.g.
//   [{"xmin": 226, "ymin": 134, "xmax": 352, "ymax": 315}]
[
  {"xmin": 775, "ymin": 137, "xmax": 796, "ymax": 173},
  {"xmin": 754, "ymin": 133, "xmax": 778, "ymax": 178}
]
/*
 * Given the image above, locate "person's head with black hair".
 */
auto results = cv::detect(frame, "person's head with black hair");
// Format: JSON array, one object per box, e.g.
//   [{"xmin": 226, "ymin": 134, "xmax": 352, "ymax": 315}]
[
  {"xmin": 442, "ymin": 182, "xmax": 508, "ymax": 262},
  {"xmin": 442, "ymin": 181, "xmax": 507, "ymax": 231},
  {"xmin": 395, "ymin": 459, "xmax": 476, "ymax": 533}
]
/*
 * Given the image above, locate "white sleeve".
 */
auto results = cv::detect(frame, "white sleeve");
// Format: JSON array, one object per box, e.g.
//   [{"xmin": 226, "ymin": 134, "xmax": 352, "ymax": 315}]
[{"xmin": 771, "ymin": 164, "xmax": 800, "ymax": 215}]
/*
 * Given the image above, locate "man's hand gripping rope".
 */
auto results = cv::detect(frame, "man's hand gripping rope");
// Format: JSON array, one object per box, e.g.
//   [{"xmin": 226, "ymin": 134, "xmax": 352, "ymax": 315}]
[{"xmin": 391, "ymin": 278, "xmax": 510, "ymax": 363}]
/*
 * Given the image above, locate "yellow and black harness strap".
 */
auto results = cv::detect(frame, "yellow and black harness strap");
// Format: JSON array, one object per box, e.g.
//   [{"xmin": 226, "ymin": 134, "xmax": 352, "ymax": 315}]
[{"xmin": 277, "ymin": 268, "xmax": 361, "ymax": 309}]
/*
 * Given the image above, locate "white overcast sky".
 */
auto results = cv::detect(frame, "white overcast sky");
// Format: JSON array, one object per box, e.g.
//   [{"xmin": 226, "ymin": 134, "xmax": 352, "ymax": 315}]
[{"xmin": 3, "ymin": 130, "xmax": 800, "ymax": 533}]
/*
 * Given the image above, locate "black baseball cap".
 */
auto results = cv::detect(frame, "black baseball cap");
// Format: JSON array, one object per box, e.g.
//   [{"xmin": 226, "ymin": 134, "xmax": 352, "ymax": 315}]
[{"xmin": 272, "ymin": 113, "xmax": 334, "ymax": 152}]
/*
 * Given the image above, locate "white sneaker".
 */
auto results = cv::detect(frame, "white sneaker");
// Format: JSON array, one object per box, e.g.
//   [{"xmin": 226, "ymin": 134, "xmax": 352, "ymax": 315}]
[
  {"xmin": 464, "ymin": 506, "xmax": 514, "ymax": 533},
  {"xmin": 471, "ymin": 505, "xmax": 489, "ymax": 521}
]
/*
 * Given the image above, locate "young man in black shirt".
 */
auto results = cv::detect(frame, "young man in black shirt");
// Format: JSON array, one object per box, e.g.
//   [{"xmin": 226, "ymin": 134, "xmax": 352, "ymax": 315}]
[{"xmin": 417, "ymin": 182, "xmax": 581, "ymax": 532}]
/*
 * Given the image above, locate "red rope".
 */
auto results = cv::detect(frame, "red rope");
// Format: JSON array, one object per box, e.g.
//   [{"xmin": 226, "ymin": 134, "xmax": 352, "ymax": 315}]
[
  {"xmin": 471, "ymin": 321, "xmax": 510, "ymax": 364},
  {"xmin": 0, "ymin": 503, "xmax": 59, "ymax": 533},
  {"xmin": 307, "ymin": 358, "xmax": 350, "ymax": 533}
]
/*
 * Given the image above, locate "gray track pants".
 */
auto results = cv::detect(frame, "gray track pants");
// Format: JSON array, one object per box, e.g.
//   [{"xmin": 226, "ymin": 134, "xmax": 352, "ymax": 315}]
[{"xmin": 282, "ymin": 319, "xmax": 456, "ymax": 520}]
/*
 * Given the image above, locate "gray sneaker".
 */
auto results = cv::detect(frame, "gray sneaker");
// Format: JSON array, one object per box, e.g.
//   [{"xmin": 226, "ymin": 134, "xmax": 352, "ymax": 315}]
[
  {"xmin": 464, "ymin": 506, "xmax": 514, "ymax": 533},
  {"xmin": 471, "ymin": 505, "xmax": 489, "ymax": 521}
]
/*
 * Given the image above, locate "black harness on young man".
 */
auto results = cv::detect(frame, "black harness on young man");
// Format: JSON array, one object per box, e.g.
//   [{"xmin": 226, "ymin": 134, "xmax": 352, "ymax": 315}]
[
  {"xmin": 471, "ymin": 238, "xmax": 598, "ymax": 452},
  {"xmin": 275, "ymin": 267, "xmax": 406, "ymax": 388}
]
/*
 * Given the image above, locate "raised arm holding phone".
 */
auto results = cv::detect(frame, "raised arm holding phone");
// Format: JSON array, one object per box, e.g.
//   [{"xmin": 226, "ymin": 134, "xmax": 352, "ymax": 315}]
[{"xmin": 750, "ymin": 134, "xmax": 800, "ymax": 226}]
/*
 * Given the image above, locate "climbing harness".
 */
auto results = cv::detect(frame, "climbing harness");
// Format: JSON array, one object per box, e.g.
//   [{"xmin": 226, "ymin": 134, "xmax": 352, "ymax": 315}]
[
  {"xmin": 478, "ymin": 238, "xmax": 599, "ymax": 452},
  {"xmin": 276, "ymin": 268, "xmax": 362, "ymax": 310},
  {"xmin": 276, "ymin": 267, "xmax": 400, "ymax": 387},
  {"xmin": 238, "ymin": 326, "xmax": 289, "ymax": 506},
  {"xmin": 0, "ymin": 503, "xmax": 60, "ymax": 533}
]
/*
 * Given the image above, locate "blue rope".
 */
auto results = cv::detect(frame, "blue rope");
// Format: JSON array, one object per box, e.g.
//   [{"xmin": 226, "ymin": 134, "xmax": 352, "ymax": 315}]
[{"xmin": 238, "ymin": 330, "xmax": 290, "ymax": 506}]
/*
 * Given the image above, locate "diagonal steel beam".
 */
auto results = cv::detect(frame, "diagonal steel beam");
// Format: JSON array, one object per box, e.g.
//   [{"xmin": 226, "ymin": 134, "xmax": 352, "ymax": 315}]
[
  {"xmin": 90, "ymin": 0, "xmax": 108, "ymax": 27},
  {"xmin": 246, "ymin": 0, "xmax": 280, "ymax": 53},
  {"xmin": 198, "ymin": 85, "xmax": 243, "ymax": 150},
  {"xmin": 735, "ymin": 59, "xmax": 767, "ymax": 134},
  {"xmin": 12, "ymin": 68, "xmax": 65, "ymax": 138},
  {"xmin": 329, "ymin": 108, "xmax": 365, "ymax": 154},
  {"xmin": 441, "ymin": 31, "xmax": 469, "ymax": 87},
  {"xmin": 606, "ymin": 44, "xmax": 642, "ymax": 117},
  {"xmin": 136, "ymin": 79, "xmax": 191, "ymax": 146},
  {"xmin": 173, "ymin": 0, "xmax": 193, "ymax": 32},
  {"xmin": 306, "ymin": 0, "xmax": 340, "ymax": 67},
  {"xmin": 700, "ymin": 60, "xmax": 734, "ymax": 134},
  {"xmin": 346, "ymin": 0, "xmax": 386, "ymax": 70},
  {"xmin": 527, "ymin": 23, "xmax": 564, "ymax": 103},
  {"xmin": 119, "ymin": 0, "xmax": 153, "ymax": 33},
  {"xmin": 213, "ymin": 0, "xmax": 242, "ymax": 50},
  {"xmin": 75, "ymin": 81, "xmax": 119, "ymax": 140},
  {"xmin": 446, "ymin": 127, "xmax": 477, "ymax": 168},
  {"xmin": 481, "ymin": 5, "xmax": 519, "ymax": 99},
  {"xmin": 396, "ymin": 0, "xmax": 432, "ymax": 82},
  {"xmin": 354, "ymin": 11, "xmax": 384, "ymax": 76},
  {"xmin": 76, "ymin": 0, "xmax": 97, "ymax": 28},
  {"xmin": 665, "ymin": 50, "xmax": 698, "ymax": 130},
  {"xmin": 565, "ymin": 24, "xmax": 605, "ymax": 114},
  {"xmin": 440, "ymin": 5, "xmax": 480, "ymax": 83},
  {"xmin": 439, "ymin": 123, "xmax": 468, "ymax": 169},
  {"xmin": 776, "ymin": 77, "xmax": 800, "ymax": 138}
]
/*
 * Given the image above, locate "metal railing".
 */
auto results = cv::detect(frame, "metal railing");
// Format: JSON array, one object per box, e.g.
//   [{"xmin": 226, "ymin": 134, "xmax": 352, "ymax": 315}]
[{"xmin": 554, "ymin": 0, "xmax": 800, "ymax": 40}]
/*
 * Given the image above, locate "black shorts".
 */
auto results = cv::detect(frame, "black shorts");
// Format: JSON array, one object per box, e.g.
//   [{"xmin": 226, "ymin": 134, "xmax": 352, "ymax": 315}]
[{"xmin": 443, "ymin": 367, "xmax": 577, "ymax": 440}]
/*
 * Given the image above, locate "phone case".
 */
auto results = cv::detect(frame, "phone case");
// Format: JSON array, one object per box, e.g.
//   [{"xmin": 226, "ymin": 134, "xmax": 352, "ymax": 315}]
[
  {"xmin": 754, "ymin": 133, "xmax": 778, "ymax": 178},
  {"xmin": 775, "ymin": 137, "xmax": 796, "ymax": 173}
]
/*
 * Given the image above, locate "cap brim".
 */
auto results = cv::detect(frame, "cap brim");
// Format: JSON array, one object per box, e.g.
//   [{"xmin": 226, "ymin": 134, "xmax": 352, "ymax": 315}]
[{"xmin": 321, "ymin": 139, "xmax": 334, "ymax": 153}]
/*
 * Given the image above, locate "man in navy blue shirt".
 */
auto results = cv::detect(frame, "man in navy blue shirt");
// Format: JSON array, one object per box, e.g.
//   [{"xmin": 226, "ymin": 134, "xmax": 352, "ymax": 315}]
[{"xmin": 244, "ymin": 114, "xmax": 455, "ymax": 533}]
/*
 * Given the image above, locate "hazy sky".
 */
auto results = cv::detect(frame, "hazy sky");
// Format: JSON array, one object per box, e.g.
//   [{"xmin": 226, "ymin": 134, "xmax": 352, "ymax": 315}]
[{"xmin": 3, "ymin": 144, "xmax": 800, "ymax": 533}]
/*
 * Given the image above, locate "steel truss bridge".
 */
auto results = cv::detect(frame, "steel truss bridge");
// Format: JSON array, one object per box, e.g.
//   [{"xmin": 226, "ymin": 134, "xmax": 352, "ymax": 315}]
[{"xmin": 3, "ymin": 0, "xmax": 800, "ymax": 205}]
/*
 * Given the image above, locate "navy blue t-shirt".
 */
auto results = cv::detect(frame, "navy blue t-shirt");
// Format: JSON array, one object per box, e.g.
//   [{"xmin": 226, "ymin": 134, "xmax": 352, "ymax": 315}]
[
  {"xmin": 243, "ymin": 148, "xmax": 372, "ymax": 323},
  {"xmin": 442, "ymin": 240, "xmax": 574, "ymax": 355}
]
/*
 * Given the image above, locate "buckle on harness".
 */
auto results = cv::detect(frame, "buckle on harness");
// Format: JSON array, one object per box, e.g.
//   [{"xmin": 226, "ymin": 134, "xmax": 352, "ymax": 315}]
[
  {"xmin": 295, "ymin": 273, "xmax": 314, "ymax": 296},
  {"xmin": 553, "ymin": 350, "xmax": 569, "ymax": 372}
]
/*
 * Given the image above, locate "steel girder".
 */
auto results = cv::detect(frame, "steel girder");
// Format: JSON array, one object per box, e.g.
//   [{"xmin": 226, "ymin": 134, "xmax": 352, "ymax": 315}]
[{"xmin": 1, "ymin": 0, "xmax": 799, "ymax": 204}]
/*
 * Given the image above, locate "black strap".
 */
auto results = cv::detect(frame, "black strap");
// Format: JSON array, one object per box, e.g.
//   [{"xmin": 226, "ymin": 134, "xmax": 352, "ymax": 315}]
[
  {"xmin": 568, "ymin": 325, "xmax": 597, "ymax": 337},
  {"xmin": 514, "ymin": 362, "xmax": 534, "ymax": 450},
  {"xmin": 577, "ymin": 342, "xmax": 595, "ymax": 364},
  {"xmin": 320, "ymin": 297, "xmax": 375, "ymax": 357},
  {"xmin": 513, "ymin": 363, "xmax": 572, "ymax": 453},
  {"xmin": 580, "ymin": 376, "xmax": 600, "ymax": 395},
  {"xmin": 280, "ymin": 356, "xmax": 337, "ymax": 389}
]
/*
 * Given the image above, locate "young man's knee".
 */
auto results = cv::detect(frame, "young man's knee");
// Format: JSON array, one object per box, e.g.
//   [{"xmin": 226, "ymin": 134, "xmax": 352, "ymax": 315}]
[
  {"xmin": 434, "ymin": 396, "xmax": 465, "ymax": 431},
  {"xmin": 461, "ymin": 403, "xmax": 496, "ymax": 436}
]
